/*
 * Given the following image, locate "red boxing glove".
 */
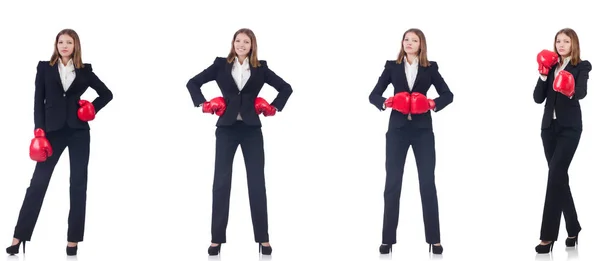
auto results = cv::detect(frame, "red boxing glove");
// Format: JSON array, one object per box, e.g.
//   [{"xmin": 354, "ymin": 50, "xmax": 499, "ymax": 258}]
[
  {"xmin": 553, "ymin": 70, "xmax": 575, "ymax": 98},
  {"xmin": 255, "ymin": 97, "xmax": 276, "ymax": 116},
  {"xmin": 410, "ymin": 92, "xmax": 435, "ymax": 114},
  {"xmin": 385, "ymin": 92, "xmax": 410, "ymax": 114},
  {"xmin": 537, "ymin": 49, "xmax": 559, "ymax": 76},
  {"xmin": 202, "ymin": 97, "xmax": 227, "ymax": 116},
  {"xmin": 77, "ymin": 100, "xmax": 96, "ymax": 121},
  {"xmin": 30, "ymin": 128, "xmax": 53, "ymax": 162}
]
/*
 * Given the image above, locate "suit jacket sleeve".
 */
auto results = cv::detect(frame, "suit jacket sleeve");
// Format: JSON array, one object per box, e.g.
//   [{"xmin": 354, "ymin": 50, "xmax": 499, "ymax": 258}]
[
  {"xmin": 34, "ymin": 61, "xmax": 46, "ymax": 130},
  {"xmin": 85, "ymin": 63, "xmax": 114, "ymax": 113},
  {"xmin": 573, "ymin": 60, "xmax": 592, "ymax": 100},
  {"xmin": 369, "ymin": 61, "xmax": 393, "ymax": 110},
  {"xmin": 429, "ymin": 62, "xmax": 454, "ymax": 112},
  {"xmin": 533, "ymin": 73, "xmax": 551, "ymax": 104},
  {"xmin": 262, "ymin": 61, "xmax": 293, "ymax": 111},
  {"xmin": 186, "ymin": 57, "xmax": 221, "ymax": 107}
]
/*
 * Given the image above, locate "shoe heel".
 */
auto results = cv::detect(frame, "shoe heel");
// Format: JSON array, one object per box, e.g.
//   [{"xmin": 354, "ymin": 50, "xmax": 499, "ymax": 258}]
[
  {"xmin": 66, "ymin": 245, "xmax": 78, "ymax": 256},
  {"xmin": 535, "ymin": 241, "xmax": 555, "ymax": 254},
  {"xmin": 259, "ymin": 243, "xmax": 272, "ymax": 255},
  {"xmin": 379, "ymin": 244, "xmax": 392, "ymax": 254},
  {"xmin": 429, "ymin": 244, "xmax": 443, "ymax": 254},
  {"xmin": 566, "ymin": 236, "xmax": 578, "ymax": 247},
  {"xmin": 5, "ymin": 240, "xmax": 25, "ymax": 255},
  {"xmin": 208, "ymin": 244, "xmax": 221, "ymax": 256}
]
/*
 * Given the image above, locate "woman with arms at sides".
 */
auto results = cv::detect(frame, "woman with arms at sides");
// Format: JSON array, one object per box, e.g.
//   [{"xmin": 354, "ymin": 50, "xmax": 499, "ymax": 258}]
[
  {"xmin": 6, "ymin": 28, "xmax": 113, "ymax": 256},
  {"xmin": 185, "ymin": 28, "xmax": 293, "ymax": 256},
  {"xmin": 533, "ymin": 28, "xmax": 592, "ymax": 254},
  {"xmin": 368, "ymin": 28, "xmax": 454, "ymax": 255}
]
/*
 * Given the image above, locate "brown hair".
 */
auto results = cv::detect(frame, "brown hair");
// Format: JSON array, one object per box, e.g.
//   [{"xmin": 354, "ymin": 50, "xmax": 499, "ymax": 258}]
[
  {"xmin": 227, "ymin": 28, "xmax": 260, "ymax": 68},
  {"xmin": 49, "ymin": 29, "xmax": 84, "ymax": 69},
  {"xmin": 396, "ymin": 28, "xmax": 430, "ymax": 67},
  {"xmin": 554, "ymin": 28, "xmax": 581, "ymax": 66}
]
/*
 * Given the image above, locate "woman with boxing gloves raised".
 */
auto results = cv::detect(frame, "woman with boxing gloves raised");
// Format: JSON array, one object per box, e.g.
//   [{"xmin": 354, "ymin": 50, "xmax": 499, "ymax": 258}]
[
  {"xmin": 533, "ymin": 28, "xmax": 592, "ymax": 254},
  {"xmin": 185, "ymin": 28, "xmax": 293, "ymax": 256},
  {"xmin": 368, "ymin": 28, "xmax": 453, "ymax": 255},
  {"xmin": 6, "ymin": 28, "xmax": 113, "ymax": 256}
]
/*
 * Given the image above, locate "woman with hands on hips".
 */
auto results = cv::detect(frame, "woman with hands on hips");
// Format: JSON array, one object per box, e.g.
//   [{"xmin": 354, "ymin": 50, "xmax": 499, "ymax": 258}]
[
  {"xmin": 369, "ymin": 28, "xmax": 453, "ymax": 255},
  {"xmin": 6, "ymin": 28, "xmax": 113, "ymax": 257},
  {"xmin": 185, "ymin": 28, "xmax": 293, "ymax": 256},
  {"xmin": 533, "ymin": 28, "xmax": 592, "ymax": 254}
]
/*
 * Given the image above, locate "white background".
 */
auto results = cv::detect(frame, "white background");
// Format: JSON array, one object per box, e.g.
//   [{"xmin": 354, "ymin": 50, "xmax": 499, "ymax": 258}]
[{"xmin": 0, "ymin": 0, "xmax": 598, "ymax": 260}]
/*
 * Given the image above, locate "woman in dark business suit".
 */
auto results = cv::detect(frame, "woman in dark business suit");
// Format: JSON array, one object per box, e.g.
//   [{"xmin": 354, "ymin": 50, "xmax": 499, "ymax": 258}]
[
  {"xmin": 533, "ymin": 28, "xmax": 592, "ymax": 254},
  {"xmin": 5, "ymin": 29, "xmax": 113, "ymax": 256},
  {"xmin": 369, "ymin": 28, "xmax": 453, "ymax": 255},
  {"xmin": 185, "ymin": 28, "xmax": 293, "ymax": 256}
]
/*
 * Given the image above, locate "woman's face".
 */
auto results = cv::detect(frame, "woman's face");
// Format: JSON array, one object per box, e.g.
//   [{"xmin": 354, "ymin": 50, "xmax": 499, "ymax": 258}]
[
  {"xmin": 234, "ymin": 33, "xmax": 251, "ymax": 58},
  {"xmin": 403, "ymin": 32, "xmax": 420, "ymax": 56},
  {"xmin": 555, "ymin": 33, "xmax": 572, "ymax": 57},
  {"xmin": 57, "ymin": 34, "xmax": 75, "ymax": 58}
]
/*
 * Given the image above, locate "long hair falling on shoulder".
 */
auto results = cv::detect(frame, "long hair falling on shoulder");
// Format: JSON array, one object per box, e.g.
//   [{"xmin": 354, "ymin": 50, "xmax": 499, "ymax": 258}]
[
  {"xmin": 50, "ymin": 29, "xmax": 84, "ymax": 69},
  {"xmin": 227, "ymin": 28, "xmax": 260, "ymax": 68},
  {"xmin": 396, "ymin": 28, "xmax": 430, "ymax": 67}
]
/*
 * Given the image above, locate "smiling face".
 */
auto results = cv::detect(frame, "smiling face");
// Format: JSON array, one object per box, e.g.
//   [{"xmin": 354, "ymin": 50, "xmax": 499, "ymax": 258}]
[
  {"xmin": 234, "ymin": 33, "xmax": 251, "ymax": 58},
  {"xmin": 56, "ymin": 34, "xmax": 75, "ymax": 58},
  {"xmin": 403, "ymin": 32, "xmax": 421, "ymax": 56},
  {"xmin": 555, "ymin": 33, "xmax": 572, "ymax": 57}
]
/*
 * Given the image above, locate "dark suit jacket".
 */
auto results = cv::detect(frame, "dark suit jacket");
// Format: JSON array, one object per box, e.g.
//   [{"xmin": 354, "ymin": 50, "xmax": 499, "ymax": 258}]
[
  {"xmin": 34, "ymin": 61, "xmax": 113, "ymax": 132},
  {"xmin": 533, "ymin": 60, "xmax": 592, "ymax": 130},
  {"xmin": 369, "ymin": 60, "xmax": 454, "ymax": 129},
  {"xmin": 186, "ymin": 57, "xmax": 293, "ymax": 127}
]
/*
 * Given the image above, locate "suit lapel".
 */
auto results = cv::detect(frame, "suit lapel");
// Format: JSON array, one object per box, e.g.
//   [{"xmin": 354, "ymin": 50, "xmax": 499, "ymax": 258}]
[
  {"xmin": 396, "ymin": 61, "xmax": 410, "ymax": 92},
  {"xmin": 564, "ymin": 63, "xmax": 574, "ymax": 75},
  {"xmin": 398, "ymin": 60, "xmax": 423, "ymax": 92},
  {"xmin": 52, "ymin": 62, "xmax": 80, "ymax": 94},
  {"xmin": 242, "ymin": 65, "xmax": 257, "ymax": 91},
  {"xmin": 51, "ymin": 63, "xmax": 66, "ymax": 93},
  {"xmin": 65, "ymin": 68, "xmax": 79, "ymax": 94},
  {"xmin": 413, "ymin": 66, "xmax": 425, "ymax": 88},
  {"xmin": 224, "ymin": 61, "xmax": 238, "ymax": 90},
  {"xmin": 226, "ymin": 60, "xmax": 256, "ymax": 92}
]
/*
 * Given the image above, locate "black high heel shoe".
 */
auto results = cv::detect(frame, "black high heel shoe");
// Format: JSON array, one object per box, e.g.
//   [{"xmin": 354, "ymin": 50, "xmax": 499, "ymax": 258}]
[
  {"xmin": 566, "ymin": 236, "xmax": 578, "ymax": 247},
  {"xmin": 259, "ymin": 243, "xmax": 272, "ymax": 255},
  {"xmin": 6, "ymin": 241, "xmax": 25, "ymax": 255},
  {"xmin": 66, "ymin": 245, "xmax": 78, "ymax": 256},
  {"xmin": 535, "ymin": 241, "xmax": 554, "ymax": 253},
  {"xmin": 208, "ymin": 244, "xmax": 221, "ymax": 256},
  {"xmin": 429, "ymin": 244, "xmax": 443, "ymax": 254},
  {"xmin": 379, "ymin": 244, "xmax": 392, "ymax": 254}
]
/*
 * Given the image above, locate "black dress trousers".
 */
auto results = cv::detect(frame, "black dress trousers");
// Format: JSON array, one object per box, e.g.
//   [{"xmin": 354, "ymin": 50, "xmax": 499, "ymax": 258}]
[
  {"xmin": 382, "ymin": 124, "xmax": 441, "ymax": 244},
  {"xmin": 211, "ymin": 121, "xmax": 269, "ymax": 243},
  {"xmin": 14, "ymin": 125, "xmax": 91, "ymax": 242}
]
